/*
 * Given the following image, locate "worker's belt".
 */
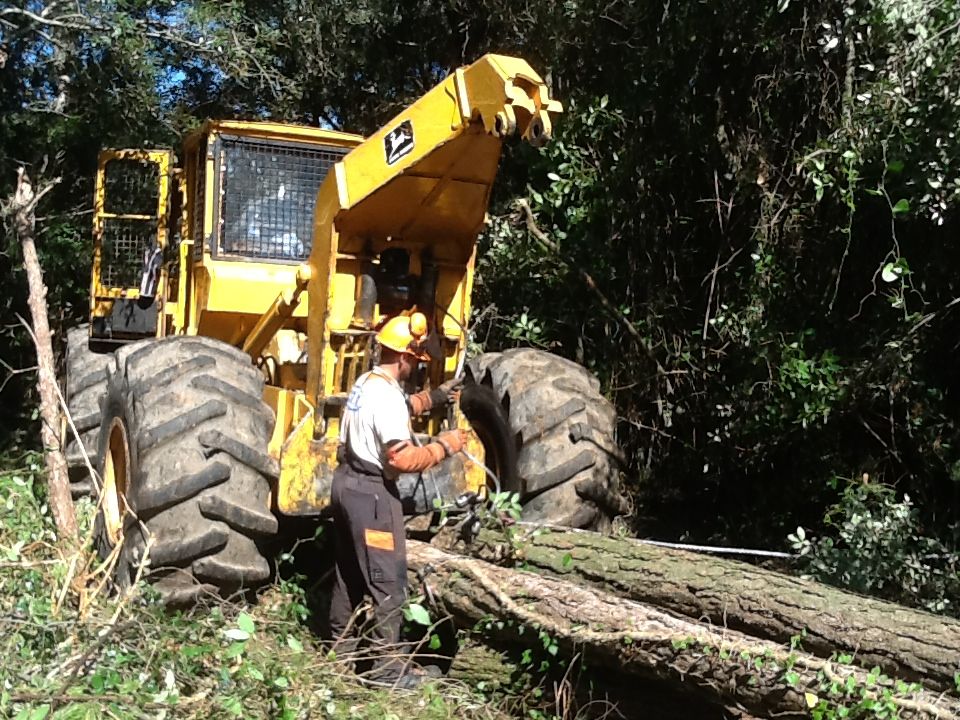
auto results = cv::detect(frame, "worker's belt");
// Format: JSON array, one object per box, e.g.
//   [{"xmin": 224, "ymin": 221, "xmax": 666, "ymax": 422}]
[{"xmin": 336, "ymin": 444, "xmax": 384, "ymax": 479}]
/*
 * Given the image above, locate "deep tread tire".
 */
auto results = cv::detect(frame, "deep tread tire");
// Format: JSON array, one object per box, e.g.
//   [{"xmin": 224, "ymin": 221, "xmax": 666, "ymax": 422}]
[
  {"xmin": 467, "ymin": 348, "xmax": 623, "ymax": 530},
  {"xmin": 97, "ymin": 336, "xmax": 277, "ymax": 602},
  {"xmin": 63, "ymin": 325, "xmax": 112, "ymax": 496}
]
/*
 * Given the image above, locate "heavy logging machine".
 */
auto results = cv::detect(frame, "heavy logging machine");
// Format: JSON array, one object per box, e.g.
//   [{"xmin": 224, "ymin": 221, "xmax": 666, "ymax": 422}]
[{"xmin": 62, "ymin": 55, "xmax": 622, "ymax": 601}]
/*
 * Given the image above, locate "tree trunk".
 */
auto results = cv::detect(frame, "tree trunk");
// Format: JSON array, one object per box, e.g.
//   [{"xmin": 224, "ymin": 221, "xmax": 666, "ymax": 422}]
[
  {"xmin": 430, "ymin": 525, "xmax": 960, "ymax": 694},
  {"xmin": 7, "ymin": 169, "xmax": 77, "ymax": 541},
  {"xmin": 447, "ymin": 636, "xmax": 764, "ymax": 719},
  {"xmin": 409, "ymin": 540, "xmax": 960, "ymax": 719}
]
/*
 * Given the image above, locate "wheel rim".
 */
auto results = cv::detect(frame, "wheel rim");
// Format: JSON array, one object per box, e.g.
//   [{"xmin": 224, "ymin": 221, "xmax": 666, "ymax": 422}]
[{"xmin": 101, "ymin": 418, "xmax": 130, "ymax": 546}]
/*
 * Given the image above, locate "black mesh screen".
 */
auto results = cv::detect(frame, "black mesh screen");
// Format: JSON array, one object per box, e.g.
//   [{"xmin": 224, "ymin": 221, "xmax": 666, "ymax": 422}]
[
  {"xmin": 100, "ymin": 158, "xmax": 160, "ymax": 288},
  {"xmin": 193, "ymin": 140, "xmax": 207, "ymax": 258},
  {"xmin": 219, "ymin": 136, "xmax": 347, "ymax": 261},
  {"xmin": 101, "ymin": 217, "xmax": 156, "ymax": 287},
  {"xmin": 103, "ymin": 158, "xmax": 159, "ymax": 216}
]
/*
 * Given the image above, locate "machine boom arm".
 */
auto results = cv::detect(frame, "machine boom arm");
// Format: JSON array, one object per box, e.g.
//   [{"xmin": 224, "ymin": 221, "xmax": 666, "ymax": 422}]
[{"xmin": 305, "ymin": 54, "xmax": 562, "ymax": 404}]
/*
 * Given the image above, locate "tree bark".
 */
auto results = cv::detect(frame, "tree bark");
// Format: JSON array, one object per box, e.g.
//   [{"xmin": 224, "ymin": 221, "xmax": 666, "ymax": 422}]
[
  {"xmin": 409, "ymin": 540, "xmax": 960, "ymax": 719},
  {"xmin": 7, "ymin": 169, "xmax": 77, "ymax": 541},
  {"xmin": 430, "ymin": 524, "xmax": 960, "ymax": 694}
]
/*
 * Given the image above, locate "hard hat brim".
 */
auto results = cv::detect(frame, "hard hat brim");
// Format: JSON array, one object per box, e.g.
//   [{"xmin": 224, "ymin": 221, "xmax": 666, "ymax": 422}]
[
  {"xmin": 406, "ymin": 346, "xmax": 431, "ymax": 362},
  {"xmin": 379, "ymin": 339, "xmax": 431, "ymax": 361}
]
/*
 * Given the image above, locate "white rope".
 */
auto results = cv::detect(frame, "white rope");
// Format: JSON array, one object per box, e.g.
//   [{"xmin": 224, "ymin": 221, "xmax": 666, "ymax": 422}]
[
  {"xmin": 461, "ymin": 448, "xmax": 501, "ymax": 496},
  {"xmin": 635, "ymin": 538, "xmax": 794, "ymax": 559}
]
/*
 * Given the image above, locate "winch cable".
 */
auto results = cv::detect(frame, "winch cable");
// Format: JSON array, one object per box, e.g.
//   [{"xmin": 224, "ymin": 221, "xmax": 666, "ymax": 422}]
[
  {"xmin": 433, "ymin": 308, "xmax": 505, "ymax": 498},
  {"xmin": 461, "ymin": 448, "xmax": 501, "ymax": 497}
]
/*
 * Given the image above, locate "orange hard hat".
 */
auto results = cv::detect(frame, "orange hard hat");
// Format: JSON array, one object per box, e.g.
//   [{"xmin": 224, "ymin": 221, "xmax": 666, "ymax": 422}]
[{"xmin": 376, "ymin": 312, "xmax": 431, "ymax": 360}]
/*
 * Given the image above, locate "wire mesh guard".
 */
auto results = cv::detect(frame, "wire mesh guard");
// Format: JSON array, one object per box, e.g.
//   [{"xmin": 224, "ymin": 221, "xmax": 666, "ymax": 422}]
[
  {"xmin": 220, "ymin": 137, "xmax": 347, "ymax": 261},
  {"xmin": 100, "ymin": 159, "xmax": 160, "ymax": 288},
  {"xmin": 101, "ymin": 217, "xmax": 157, "ymax": 288},
  {"xmin": 193, "ymin": 141, "xmax": 206, "ymax": 259},
  {"xmin": 103, "ymin": 158, "xmax": 159, "ymax": 216}
]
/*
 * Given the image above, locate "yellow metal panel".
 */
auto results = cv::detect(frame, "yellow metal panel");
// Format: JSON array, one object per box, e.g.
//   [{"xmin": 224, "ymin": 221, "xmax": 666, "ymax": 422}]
[
  {"xmin": 276, "ymin": 412, "xmax": 340, "ymax": 515},
  {"xmin": 263, "ymin": 386, "xmax": 314, "ymax": 458},
  {"xmin": 192, "ymin": 120, "xmax": 363, "ymax": 150},
  {"xmin": 327, "ymin": 271, "xmax": 357, "ymax": 331},
  {"xmin": 306, "ymin": 175, "xmax": 343, "ymax": 404},
  {"xmin": 199, "ymin": 260, "xmax": 309, "ymax": 315}
]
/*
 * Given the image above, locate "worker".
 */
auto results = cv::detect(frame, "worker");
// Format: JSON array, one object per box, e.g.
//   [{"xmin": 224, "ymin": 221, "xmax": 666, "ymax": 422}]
[{"xmin": 329, "ymin": 311, "xmax": 465, "ymax": 688}]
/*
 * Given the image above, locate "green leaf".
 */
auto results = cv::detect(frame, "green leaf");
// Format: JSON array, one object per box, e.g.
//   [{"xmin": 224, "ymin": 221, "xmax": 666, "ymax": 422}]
[
  {"xmin": 886, "ymin": 160, "xmax": 905, "ymax": 174},
  {"xmin": 881, "ymin": 260, "xmax": 909, "ymax": 283},
  {"xmin": 891, "ymin": 198, "xmax": 910, "ymax": 214},
  {"xmin": 236, "ymin": 612, "xmax": 255, "ymax": 634},
  {"xmin": 561, "ymin": 553, "xmax": 573, "ymax": 568},
  {"xmin": 404, "ymin": 602, "xmax": 431, "ymax": 626},
  {"xmin": 224, "ymin": 641, "xmax": 247, "ymax": 658},
  {"xmin": 286, "ymin": 635, "xmax": 303, "ymax": 653},
  {"xmin": 429, "ymin": 633, "xmax": 442, "ymax": 650},
  {"xmin": 221, "ymin": 697, "xmax": 243, "ymax": 717}
]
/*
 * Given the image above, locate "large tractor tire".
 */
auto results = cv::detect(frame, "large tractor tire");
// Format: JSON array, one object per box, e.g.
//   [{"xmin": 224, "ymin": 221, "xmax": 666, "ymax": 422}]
[
  {"xmin": 96, "ymin": 336, "xmax": 278, "ymax": 605},
  {"xmin": 465, "ymin": 348, "xmax": 625, "ymax": 530},
  {"xmin": 63, "ymin": 325, "xmax": 112, "ymax": 496}
]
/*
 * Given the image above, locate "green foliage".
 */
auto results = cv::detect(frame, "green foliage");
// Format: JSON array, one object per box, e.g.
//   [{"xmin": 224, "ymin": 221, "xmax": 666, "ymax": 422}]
[
  {"xmin": 3, "ymin": 0, "xmax": 960, "ymax": 622},
  {"xmin": 488, "ymin": 492, "xmax": 523, "ymax": 523},
  {"xmin": 469, "ymin": 0, "xmax": 960, "ymax": 579},
  {"xmin": 403, "ymin": 601, "xmax": 432, "ymax": 627},
  {"xmin": 789, "ymin": 480, "xmax": 960, "ymax": 614},
  {"xmin": 0, "ymin": 458, "xmax": 498, "ymax": 720},
  {"xmin": 801, "ymin": 655, "xmax": 927, "ymax": 720}
]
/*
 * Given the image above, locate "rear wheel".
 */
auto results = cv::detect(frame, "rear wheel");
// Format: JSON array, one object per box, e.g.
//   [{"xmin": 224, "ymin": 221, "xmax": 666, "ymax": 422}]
[
  {"xmin": 96, "ymin": 336, "xmax": 278, "ymax": 604},
  {"xmin": 63, "ymin": 325, "xmax": 112, "ymax": 497},
  {"xmin": 465, "ymin": 348, "xmax": 625, "ymax": 530}
]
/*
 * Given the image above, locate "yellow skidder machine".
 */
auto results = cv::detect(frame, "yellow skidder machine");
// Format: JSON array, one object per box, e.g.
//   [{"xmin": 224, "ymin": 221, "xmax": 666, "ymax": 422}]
[{"xmin": 62, "ymin": 55, "xmax": 622, "ymax": 602}]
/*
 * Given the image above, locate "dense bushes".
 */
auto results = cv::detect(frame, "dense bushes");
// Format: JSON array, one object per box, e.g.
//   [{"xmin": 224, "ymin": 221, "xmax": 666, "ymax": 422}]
[{"xmin": 2, "ymin": 0, "xmax": 958, "ymax": 612}]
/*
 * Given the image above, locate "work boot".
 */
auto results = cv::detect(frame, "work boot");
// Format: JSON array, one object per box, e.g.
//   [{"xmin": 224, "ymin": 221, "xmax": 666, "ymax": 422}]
[
  {"xmin": 360, "ymin": 671, "xmax": 422, "ymax": 690},
  {"xmin": 415, "ymin": 664, "xmax": 444, "ymax": 679}
]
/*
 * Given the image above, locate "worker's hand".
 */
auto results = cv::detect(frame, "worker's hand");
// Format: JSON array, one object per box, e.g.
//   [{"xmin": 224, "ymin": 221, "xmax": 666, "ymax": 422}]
[
  {"xmin": 438, "ymin": 377, "xmax": 464, "ymax": 404},
  {"xmin": 427, "ymin": 377, "xmax": 464, "ymax": 408},
  {"xmin": 437, "ymin": 429, "xmax": 469, "ymax": 456}
]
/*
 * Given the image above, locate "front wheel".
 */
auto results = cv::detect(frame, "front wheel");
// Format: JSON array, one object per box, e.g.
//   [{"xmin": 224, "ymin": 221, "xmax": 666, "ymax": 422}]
[
  {"xmin": 464, "ymin": 348, "xmax": 625, "ymax": 530},
  {"xmin": 96, "ymin": 336, "xmax": 279, "ymax": 605}
]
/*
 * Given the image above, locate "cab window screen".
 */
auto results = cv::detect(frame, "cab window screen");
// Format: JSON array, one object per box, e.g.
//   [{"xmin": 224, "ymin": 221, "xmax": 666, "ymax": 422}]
[{"xmin": 219, "ymin": 137, "xmax": 347, "ymax": 261}]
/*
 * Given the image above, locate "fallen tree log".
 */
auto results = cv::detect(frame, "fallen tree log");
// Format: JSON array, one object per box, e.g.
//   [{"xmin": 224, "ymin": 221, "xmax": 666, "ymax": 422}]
[
  {"xmin": 409, "ymin": 540, "xmax": 960, "ymax": 719},
  {"xmin": 430, "ymin": 524, "xmax": 960, "ymax": 693}
]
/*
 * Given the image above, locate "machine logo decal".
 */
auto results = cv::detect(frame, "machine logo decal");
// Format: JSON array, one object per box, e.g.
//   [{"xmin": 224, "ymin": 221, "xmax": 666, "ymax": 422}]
[{"xmin": 384, "ymin": 120, "xmax": 415, "ymax": 165}]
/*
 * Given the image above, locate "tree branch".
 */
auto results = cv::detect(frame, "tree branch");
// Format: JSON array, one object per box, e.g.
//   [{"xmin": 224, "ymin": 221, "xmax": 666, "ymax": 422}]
[{"xmin": 516, "ymin": 199, "xmax": 665, "ymax": 376}]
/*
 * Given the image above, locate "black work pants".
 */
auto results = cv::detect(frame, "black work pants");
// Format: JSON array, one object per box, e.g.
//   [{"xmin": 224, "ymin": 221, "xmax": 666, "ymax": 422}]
[{"xmin": 328, "ymin": 463, "xmax": 407, "ymax": 678}]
